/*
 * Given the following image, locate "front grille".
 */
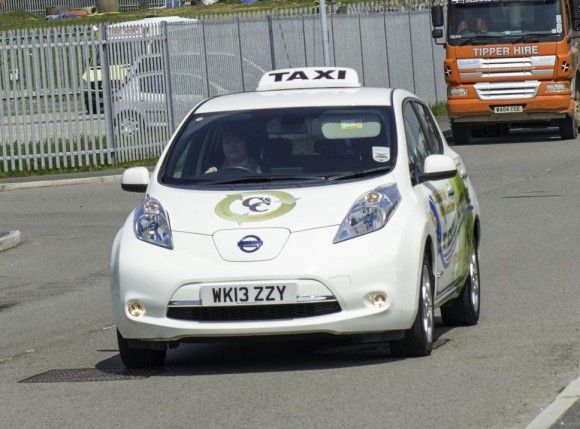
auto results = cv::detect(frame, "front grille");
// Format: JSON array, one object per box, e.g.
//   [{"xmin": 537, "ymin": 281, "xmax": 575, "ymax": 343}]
[
  {"xmin": 167, "ymin": 301, "xmax": 342, "ymax": 322},
  {"xmin": 475, "ymin": 81, "xmax": 540, "ymax": 100}
]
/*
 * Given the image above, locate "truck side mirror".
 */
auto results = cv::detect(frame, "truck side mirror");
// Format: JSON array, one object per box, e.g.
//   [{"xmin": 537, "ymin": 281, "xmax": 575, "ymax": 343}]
[
  {"xmin": 432, "ymin": 28, "xmax": 443, "ymax": 39},
  {"xmin": 431, "ymin": 5, "xmax": 444, "ymax": 28}
]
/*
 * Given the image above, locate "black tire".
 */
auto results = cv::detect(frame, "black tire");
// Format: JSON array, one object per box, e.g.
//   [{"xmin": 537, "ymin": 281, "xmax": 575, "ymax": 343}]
[
  {"xmin": 441, "ymin": 246, "xmax": 481, "ymax": 326},
  {"xmin": 451, "ymin": 122, "xmax": 471, "ymax": 145},
  {"xmin": 117, "ymin": 330, "xmax": 166, "ymax": 369},
  {"xmin": 390, "ymin": 254, "xmax": 434, "ymax": 357},
  {"xmin": 559, "ymin": 115, "xmax": 578, "ymax": 140}
]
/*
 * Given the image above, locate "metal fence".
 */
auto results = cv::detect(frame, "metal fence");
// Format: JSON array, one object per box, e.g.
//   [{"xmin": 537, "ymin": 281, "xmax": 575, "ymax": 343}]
[
  {"xmin": 0, "ymin": 0, "xmax": 437, "ymax": 16},
  {"xmin": 0, "ymin": 10, "xmax": 445, "ymax": 172}
]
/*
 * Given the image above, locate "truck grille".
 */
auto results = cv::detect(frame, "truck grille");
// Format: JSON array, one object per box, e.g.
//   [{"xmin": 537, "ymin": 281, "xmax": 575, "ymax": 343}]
[
  {"xmin": 459, "ymin": 56, "xmax": 555, "ymax": 79},
  {"xmin": 167, "ymin": 301, "xmax": 342, "ymax": 322},
  {"xmin": 474, "ymin": 81, "xmax": 540, "ymax": 100}
]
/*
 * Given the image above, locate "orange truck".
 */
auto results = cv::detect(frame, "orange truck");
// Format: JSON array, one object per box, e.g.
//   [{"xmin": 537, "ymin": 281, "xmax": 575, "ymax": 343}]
[{"xmin": 431, "ymin": 0, "xmax": 580, "ymax": 144}]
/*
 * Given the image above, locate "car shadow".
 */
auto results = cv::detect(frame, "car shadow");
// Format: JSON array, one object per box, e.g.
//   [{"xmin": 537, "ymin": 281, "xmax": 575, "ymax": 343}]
[
  {"xmin": 444, "ymin": 126, "xmax": 564, "ymax": 145},
  {"xmin": 95, "ymin": 320, "xmax": 454, "ymax": 377}
]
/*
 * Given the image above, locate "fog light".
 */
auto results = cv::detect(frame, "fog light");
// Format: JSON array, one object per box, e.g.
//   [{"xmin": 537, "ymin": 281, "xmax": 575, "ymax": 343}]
[
  {"xmin": 365, "ymin": 292, "xmax": 390, "ymax": 309},
  {"xmin": 449, "ymin": 87, "xmax": 468, "ymax": 97},
  {"xmin": 546, "ymin": 83, "xmax": 569, "ymax": 93},
  {"xmin": 128, "ymin": 301, "xmax": 146, "ymax": 317}
]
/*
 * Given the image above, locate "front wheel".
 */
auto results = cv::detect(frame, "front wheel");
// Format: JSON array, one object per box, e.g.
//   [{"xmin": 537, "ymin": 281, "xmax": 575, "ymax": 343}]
[
  {"xmin": 559, "ymin": 115, "xmax": 577, "ymax": 140},
  {"xmin": 114, "ymin": 112, "xmax": 145, "ymax": 139},
  {"xmin": 390, "ymin": 254, "xmax": 434, "ymax": 357},
  {"xmin": 441, "ymin": 246, "xmax": 481, "ymax": 326},
  {"xmin": 117, "ymin": 330, "xmax": 166, "ymax": 369}
]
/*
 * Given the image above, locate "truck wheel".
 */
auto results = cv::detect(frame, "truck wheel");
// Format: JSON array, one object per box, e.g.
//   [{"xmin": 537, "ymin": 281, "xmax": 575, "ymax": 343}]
[
  {"xmin": 441, "ymin": 245, "xmax": 481, "ymax": 326},
  {"xmin": 390, "ymin": 254, "xmax": 434, "ymax": 357},
  {"xmin": 117, "ymin": 330, "xmax": 166, "ymax": 369},
  {"xmin": 451, "ymin": 123, "xmax": 471, "ymax": 145},
  {"xmin": 559, "ymin": 115, "xmax": 578, "ymax": 140}
]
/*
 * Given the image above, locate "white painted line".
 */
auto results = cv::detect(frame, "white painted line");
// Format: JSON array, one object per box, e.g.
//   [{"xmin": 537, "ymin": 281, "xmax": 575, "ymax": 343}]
[
  {"xmin": 0, "ymin": 230, "xmax": 21, "ymax": 252},
  {"xmin": 0, "ymin": 174, "xmax": 121, "ymax": 192},
  {"xmin": 527, "ymin": 375, "xmax": 580, "ymax": 429}
]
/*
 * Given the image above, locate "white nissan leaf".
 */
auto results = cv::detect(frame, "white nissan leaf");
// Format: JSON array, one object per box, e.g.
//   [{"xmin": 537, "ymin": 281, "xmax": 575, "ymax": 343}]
[{"xmin": 111, "ymin": 67, "xmax": 481, "ymax": 368}]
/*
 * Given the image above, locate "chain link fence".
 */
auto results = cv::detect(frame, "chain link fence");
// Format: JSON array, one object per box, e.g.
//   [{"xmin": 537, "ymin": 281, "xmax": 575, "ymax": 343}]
[{"xmin": 0, "ymin": 9, "xmax": 445, "ymax": 172}]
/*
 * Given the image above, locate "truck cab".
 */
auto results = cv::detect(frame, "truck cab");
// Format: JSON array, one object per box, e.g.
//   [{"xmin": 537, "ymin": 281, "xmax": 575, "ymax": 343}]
[{"xmin": 432, "ymin": 0, "xmax": 580, "ymax": 143}]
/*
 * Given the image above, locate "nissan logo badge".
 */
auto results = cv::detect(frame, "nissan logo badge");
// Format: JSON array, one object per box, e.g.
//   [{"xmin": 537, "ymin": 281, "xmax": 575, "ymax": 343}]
[{"xmin": 237, "ymin": 235, "xmax": 263, "ymax": 253}]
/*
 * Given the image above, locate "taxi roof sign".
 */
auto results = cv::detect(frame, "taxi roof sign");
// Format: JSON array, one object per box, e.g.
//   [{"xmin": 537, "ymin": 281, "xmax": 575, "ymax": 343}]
[{"xmin": 256, "ymin": 67, "xmax": 361, "ymax": 92}]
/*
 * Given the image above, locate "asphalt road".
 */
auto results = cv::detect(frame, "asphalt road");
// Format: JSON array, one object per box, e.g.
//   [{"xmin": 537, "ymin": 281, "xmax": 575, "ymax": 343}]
[{"xmin": 0, "ymin": 127, "xmax": 579, "ymax": 428}]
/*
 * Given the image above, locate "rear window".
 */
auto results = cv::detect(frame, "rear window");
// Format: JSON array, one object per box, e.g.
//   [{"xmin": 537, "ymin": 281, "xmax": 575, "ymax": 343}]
[{"xmin": 161, "ymin": 106, "xmax": 397, "ymax": 188}]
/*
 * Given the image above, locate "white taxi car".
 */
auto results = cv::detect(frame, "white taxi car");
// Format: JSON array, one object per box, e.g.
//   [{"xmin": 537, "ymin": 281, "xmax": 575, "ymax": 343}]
[{"xmin": 112, "ymin": 67, "xmax": 481, "ymax": 368}]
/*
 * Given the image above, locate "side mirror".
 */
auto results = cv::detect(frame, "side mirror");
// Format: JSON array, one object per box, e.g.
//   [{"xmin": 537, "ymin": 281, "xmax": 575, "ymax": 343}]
[
  {"xmin": 121, "ymin": 167, "xmax": 150, "ymax": 192},
  {"xmin": 431, "ymin": 5, "xmax": 444, "ymax": 28},
  {"xmin": 432, "ymin": 28, "xmax": 443, "ymax": 39},
  {"xmin": 418, "ymin": 154, "xmax": 457, "ymax": 183}
]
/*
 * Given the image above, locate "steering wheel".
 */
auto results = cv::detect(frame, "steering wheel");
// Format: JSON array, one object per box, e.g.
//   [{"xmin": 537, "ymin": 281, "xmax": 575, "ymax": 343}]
[{"xmin": 221, "ymin": 165, "xmax": 256, "ymax": 174}]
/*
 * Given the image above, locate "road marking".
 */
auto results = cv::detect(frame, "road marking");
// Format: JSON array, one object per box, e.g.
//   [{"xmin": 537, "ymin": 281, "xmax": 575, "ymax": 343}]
[{"xmin": 527, "ymin": 375, "xmax": 580, "ymax": 429}]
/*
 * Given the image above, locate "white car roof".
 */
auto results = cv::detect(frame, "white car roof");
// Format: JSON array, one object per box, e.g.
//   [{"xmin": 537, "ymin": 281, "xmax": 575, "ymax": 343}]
[{"xmin": 196, "ymin": 87, "xmax": 395, "ymax": 114}]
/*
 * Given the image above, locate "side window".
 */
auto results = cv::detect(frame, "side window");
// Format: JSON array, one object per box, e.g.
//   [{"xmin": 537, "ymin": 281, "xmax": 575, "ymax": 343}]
[
  {"xmin": 402, "ymin": 101, "xmax": 431, "ymax": 175},
  {"xmin": 413, "ymin": 102, "xmax": 443, "ymax": 155}
]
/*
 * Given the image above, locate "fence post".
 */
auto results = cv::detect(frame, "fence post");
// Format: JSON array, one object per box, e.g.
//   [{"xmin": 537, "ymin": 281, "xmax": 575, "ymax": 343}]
[
  {"xmin": 267, "ymin": 16, "xmax": 276, "ymax": 69},
  {"xmin": 301, "ymin": 15, "xmax": 308, "ymax": 66},
  {"xmin": 407, "ymin": 11, "xmax": 417, "ymax": 94},
  {"xmin": 236, "ymin": 18, "xmax": 245, "ymax": 92},
  {"xmin": 201, "ymin": 20, "xmax": 211, "ymax": 98},
  {"xmin": 160, "ymin": 21, "xmax": 176, "ymax": 134},
  {"xmin": 358, "ymin": 14, "xmax": 365, "ymax": 85},
  {"xmin": 98, "ymin": 24, "xmax": 116, "ymax": 164}
]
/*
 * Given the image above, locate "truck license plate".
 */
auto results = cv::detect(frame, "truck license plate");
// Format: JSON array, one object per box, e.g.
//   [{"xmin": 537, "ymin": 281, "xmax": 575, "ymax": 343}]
[
  {"xmin": 200, "ymin": 284, "xmax": 298, "ymax": 306},
  {"xmin": 494, "ymin": 105, "xmax": 523, "ymax": 113}
]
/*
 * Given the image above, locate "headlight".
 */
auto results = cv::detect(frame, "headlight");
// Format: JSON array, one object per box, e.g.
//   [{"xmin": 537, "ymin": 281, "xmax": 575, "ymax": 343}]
[
  {"xmin": 449, "ymin": 87, "xmax": 469, "ymax": 97},
  {"xmin": 546, "ymin": 83, "xmax": 569, "ymax": 93},
  {"xmin": 133, "ymin": 196, "xmax": 173, "ymax": 249},
  {"xmin": 333, "ymin": 184, "xmax": 401, "ymax": 244}
]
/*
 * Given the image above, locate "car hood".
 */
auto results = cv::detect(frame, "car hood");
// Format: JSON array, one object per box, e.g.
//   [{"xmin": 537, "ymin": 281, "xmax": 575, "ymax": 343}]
[{"xmin": 147, "ymin": 179, "xmax": 395, "ymax": 235}]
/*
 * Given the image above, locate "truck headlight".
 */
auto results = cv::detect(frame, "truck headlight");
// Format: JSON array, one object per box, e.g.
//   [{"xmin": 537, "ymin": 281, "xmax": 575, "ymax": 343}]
[
  {"xmin": 333, "ymin": 184, "xmax": 401, "ymax": 244},
  {"xmin": 133, "ymin": 196, "xmax": 173, "ymax": 249},
  {"xmin": 449, "ymin": 87, "xmax": 469, "ymax": 97},
  {"xmin": 546, "ymin": 83, "xmax": 569, "ymax": 93}
]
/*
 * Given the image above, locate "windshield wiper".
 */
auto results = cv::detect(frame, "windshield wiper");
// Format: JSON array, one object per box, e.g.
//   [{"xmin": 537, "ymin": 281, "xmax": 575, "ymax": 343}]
[
  {"xmin": 326, "ymin": 166, "xmax": 391, "ymax": 181},
  {"xmin": 199, "ymin": 175, "xmax": 325, "ymax": 185},
  {"xmin": 509, "ymin": 32, "xmax": 555, "ymax": 44},
  {"xmin": 457, "ymin": 34, "xmax": 495, "ymax": 46}
]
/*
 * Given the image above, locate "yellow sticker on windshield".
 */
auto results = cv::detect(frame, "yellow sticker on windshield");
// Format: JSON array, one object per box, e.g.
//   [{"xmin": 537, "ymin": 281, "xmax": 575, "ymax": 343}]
[{"xmin": 341, "ymin": 120, "xmax": 363, "ymax": 130}]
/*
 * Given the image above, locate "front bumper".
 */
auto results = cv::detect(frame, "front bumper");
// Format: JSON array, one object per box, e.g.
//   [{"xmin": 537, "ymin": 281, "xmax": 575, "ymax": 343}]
[
  {"xmin": 448, "ymin": 94, "xmax": 574, "ymax": 123},
  {"xmin": 111, "ymin": 218, "xmax": 424, "ymax": 341}
]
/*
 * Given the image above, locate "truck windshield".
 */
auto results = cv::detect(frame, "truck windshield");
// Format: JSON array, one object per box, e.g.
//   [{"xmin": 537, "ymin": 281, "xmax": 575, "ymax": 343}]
[{"xmin": 448, "ymin": 0, "xmax": 564, "ymax": 45}]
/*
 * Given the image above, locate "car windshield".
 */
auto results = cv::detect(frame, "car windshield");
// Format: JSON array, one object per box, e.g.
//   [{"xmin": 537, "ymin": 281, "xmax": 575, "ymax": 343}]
[
  {"xmin": 161, "ymin": 106, "xmax": 397, "ymax": 188},
  {"xmin": 448, "ymin": 0, "xmax": 564, "ymax": 45}
]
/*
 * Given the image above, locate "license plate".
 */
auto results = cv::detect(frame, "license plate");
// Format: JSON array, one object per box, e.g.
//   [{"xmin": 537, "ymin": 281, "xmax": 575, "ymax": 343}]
[
  {"xmin": 494, "ymin": 105, "xmax": 523, "ymax": 113},
  {"xmin": 200, "ymin": 284, "xmax": 298, "ymax": 306}
]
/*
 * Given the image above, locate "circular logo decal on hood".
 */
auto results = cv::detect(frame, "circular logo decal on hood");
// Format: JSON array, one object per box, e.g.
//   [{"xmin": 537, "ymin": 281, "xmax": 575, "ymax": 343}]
[{"xmin": 215, "ymin": 191, "xmax": 298, "ymax": 224}]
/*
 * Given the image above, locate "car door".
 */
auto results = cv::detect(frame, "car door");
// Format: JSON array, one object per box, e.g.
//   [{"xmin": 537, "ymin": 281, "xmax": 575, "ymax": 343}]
[
  {"xmin": 414, "ymin": 102, "xmax": 471, "ymax": 286},
  {"xmin": 402, "ymin": 100, "xmax": 457, "ymax": 294}
]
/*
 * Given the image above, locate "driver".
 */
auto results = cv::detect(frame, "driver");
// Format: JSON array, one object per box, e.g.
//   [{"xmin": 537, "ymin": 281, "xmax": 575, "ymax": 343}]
[
  {"xmin": 456, "ymin": 9, "xmax": 488, "ymax": 34},
  {"xmin": 205, "ymin": 127, "xmax": 261, "ymax": 174}
]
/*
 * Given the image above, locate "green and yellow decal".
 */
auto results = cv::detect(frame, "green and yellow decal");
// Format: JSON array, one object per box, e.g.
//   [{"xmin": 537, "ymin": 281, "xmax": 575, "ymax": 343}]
[{"xmin": 215, "ymin": 191, "xmax": 298, "ymax": 224}]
